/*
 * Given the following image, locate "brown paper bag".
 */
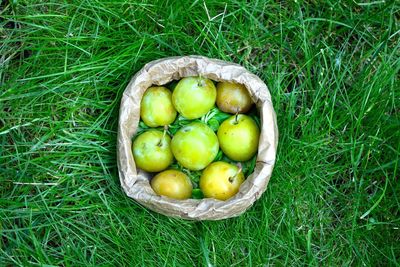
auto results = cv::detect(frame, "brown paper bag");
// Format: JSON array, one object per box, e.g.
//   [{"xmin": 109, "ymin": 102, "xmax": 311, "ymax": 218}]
[{"xmin": 117, "ymin": 55, "xmax": 278, "ymax": 220}]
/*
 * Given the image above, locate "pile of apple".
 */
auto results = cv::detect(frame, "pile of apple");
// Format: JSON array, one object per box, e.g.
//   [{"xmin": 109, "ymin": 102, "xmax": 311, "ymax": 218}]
[{"xmin": 132, "ymin": 76, "xmax": 260, "ymax": 201}]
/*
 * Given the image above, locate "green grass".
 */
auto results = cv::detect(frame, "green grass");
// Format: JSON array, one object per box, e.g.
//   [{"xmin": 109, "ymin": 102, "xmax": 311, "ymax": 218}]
[{"xmin": 1, "ymin": 0, "xmax": 399, "ymax": 265}]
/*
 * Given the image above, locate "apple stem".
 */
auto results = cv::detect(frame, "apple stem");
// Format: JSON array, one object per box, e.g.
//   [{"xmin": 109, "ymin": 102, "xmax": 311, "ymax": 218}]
[
  {"xmin": 198, "ymin": 75, "xmax": 205, "ymax": 87},
  {"xmin": 229, "ymin": 167, "xmax": 242, "ymax": 183},
  {"xmin": 234, "ymin": 112, "xmax": 239, "ymax": 125},
  {"xmin": 237, "ymin": 167, "xmax": 243, "ymax": 176},
  {"xmin": 157, "ymin": 125, "xmax": 168, "ymax": 147}
]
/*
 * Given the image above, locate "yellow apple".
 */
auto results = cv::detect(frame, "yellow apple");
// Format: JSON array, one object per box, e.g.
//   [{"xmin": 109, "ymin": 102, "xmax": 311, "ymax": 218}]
[{"xmin": 200, "ymin": 161, "xmax": 244, "ymax": 200}]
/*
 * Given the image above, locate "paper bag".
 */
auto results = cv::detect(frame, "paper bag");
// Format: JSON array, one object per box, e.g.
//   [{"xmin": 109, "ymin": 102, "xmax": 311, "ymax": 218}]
[{"xmin": 117, "ymin": 55, "xmax": 278, "ymax": 220}]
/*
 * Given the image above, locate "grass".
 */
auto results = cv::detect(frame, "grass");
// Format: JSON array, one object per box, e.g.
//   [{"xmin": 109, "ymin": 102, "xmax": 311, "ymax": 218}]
[{"xmin": 1, "ymin": 0, "xmax": 399, "ymax": 265}]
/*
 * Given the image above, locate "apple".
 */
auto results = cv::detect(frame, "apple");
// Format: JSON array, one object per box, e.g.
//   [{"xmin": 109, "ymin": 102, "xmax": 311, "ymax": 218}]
[
  {"xmin": 172, "ymin": 76, "xmax": 216, "ymax": 119},
  {"xmin": 216, "ymin": 81, "xmax": 253, "ymax": 114},
  {"xmin": 140, "ymin": 86, "xmax": 177, "ymax": 127},
  {"xmin": 217, "ymin": 114, "xmax": 259, "ymax": 161},
  {"xmin": 171, "ymin": 122, "xmax": 219, "ymax": 170},
  {"xmin": 199, "ymin": 161, "xmax": 244, "ymax": 200},
  {"xmin": 132, "ymin": 130, "xmax": 173, "ymax": 172},
  {"xmin": 151, "ymin": 169, "xmax": 193, "ymax": 200}
]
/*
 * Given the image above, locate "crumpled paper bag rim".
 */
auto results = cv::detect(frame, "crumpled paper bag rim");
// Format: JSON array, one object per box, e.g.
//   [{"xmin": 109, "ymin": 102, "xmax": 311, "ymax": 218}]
[{"xmin": 117, "ymin": 55, "xmax": 278, "ymax": 220}]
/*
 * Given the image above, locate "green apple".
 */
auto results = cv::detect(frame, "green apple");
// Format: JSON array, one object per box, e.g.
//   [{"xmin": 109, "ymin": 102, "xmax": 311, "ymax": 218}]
[
  {"xmin": 132, "ymin": 130, "xmax": 173, "ymax": 172},
  {"xmin": 216, "ymin": 81, "xmax": 253, "ymax": 114},
  {"xmin": 217, "ymin": 114, "xmax": 259, "ymax": 161},
  {"xmin": 171, "ymin": 122, "xmax": 219, "ymax": 170},
  {"xmin": 151, "ymin": 169, "xmax": 193, "ymax": 200},
  {"xmin": 140, "ymin": 86, "xmax": 177, "ymax": 127},
  {"xmin": 172, "ymin": 76, "xmax": 216, "ymax": 119},
  {"xmin": 199, "ymin": 161, "xmax": 244, "ymax": 201}
]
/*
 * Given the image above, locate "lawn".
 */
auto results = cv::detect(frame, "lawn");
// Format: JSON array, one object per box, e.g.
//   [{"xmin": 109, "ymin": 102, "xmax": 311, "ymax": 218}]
[{"xmin": 1, "ymin": 0, "xmax": 399, "ymax": 266}]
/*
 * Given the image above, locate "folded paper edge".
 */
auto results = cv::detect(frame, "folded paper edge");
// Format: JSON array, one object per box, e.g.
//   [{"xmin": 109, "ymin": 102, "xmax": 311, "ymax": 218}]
[{"xmin": 117, "ymin": 55, "xmax": 278, "ymax": 220}]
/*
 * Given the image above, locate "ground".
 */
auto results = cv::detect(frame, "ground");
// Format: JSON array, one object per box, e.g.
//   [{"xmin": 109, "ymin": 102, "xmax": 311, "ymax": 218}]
[{"xmin": 1, "ymin": 1, "xmax": 399, "ymax": 266}]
